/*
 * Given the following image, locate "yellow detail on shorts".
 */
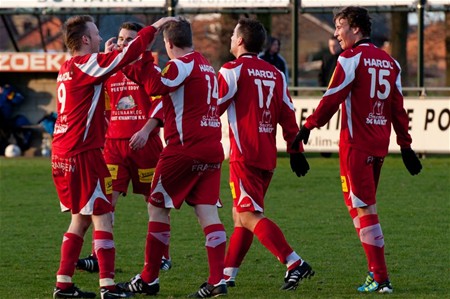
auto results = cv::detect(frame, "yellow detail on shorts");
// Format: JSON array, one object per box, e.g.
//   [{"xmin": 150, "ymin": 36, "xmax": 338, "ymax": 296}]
[
  {"xmin": 107, "ymin": 164, "xmax": 118, "ymax": 180},
  {"xmin": 341, "ymin": 176, "xmax": 348, "ymax": 192},
  {"xmin": 105, "ymin": 177, "xmax": 113, "ymax": 195},
  {"xmin": 230, "ymin": 182, "xmax": 236, "ymax": 200},
  {"xmin": 139, "ymin": 168, "xmax": 154, "ymax": 183}
]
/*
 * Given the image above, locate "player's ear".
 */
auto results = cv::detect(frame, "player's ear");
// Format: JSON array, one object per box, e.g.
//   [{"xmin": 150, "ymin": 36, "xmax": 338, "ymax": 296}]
[
  {"xmin": 351, "ymin": 26, "xmax": 361, "ymax": 35},
  {"xmin": 82, "ymin": 35, "xmax": 90, "ymax": 45},
  {"xmin": 237, "ymin": 36, "xmax": 244, "ymax": 47}
]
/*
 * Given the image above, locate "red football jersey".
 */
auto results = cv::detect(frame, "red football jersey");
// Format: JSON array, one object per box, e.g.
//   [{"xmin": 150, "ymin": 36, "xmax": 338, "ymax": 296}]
[
  {"xmin": 52, "ymin": 26, "xmax": 157, "ymax": 157},
  {"xmin": 218, "ymin": 54, "xmax": 301, "ymax": 170},
  {"xmin": 104, "ymin": 63, "xmax": 161, "ymax": 139},
  {"xmin": 305, "ymin": 41, "xmax": 412, "ymax": 157},
  {"xmin": 124, "ymin": 51, "xmax": 224, "ymax": 163}
]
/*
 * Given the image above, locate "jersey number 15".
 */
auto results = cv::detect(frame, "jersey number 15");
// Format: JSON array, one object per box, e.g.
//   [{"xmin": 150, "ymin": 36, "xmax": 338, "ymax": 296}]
[{"xmin": 368, "ymin": 67, "xmax": 391, "ymax": 100}]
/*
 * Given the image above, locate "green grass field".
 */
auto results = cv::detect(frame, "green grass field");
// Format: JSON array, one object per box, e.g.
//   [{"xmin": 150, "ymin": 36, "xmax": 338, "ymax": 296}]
[{"xmin": 0, "ymin": 155, "xmax": 449, "ymax": 298}]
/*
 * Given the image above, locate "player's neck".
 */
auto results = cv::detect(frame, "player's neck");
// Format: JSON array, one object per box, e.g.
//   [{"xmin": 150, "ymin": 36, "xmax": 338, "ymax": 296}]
[
  {"xmin": 73, "ymin": 47, "xmax": 94, "ymax": 57},
  {"xmin": 170, "ymin": 47, "xmax": 193, "ymax": 59},
  {"xmin": 352, "ymin": 37, "xmax": 371, "ymax": 48},
  {"xmin": 236, "ymin": 47, "xmax": 256, "ymax": 58}
]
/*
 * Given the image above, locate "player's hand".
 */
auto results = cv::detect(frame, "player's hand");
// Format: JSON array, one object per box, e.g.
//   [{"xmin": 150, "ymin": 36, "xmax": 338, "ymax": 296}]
[
  {"xmin": 152, "ymin": 16, "xmax": 179, "ymax": 31},
  {"xmin": 129, "ymin": 130, "xmax": 149, "ymax": 150},
  {"xmin": 290, "ymin": 153, "xmax": 310, "ymax": 177},
  {"xmin": 105, "ymin": 37, "xmax": 117, "ymax": 53},
  {"xmin": 291, "ymin": 126, "xmax": 310, "ymax": 150},
  {"xmin": 401, "ymin": 148, "xmax": 422, "ymax": 175}
]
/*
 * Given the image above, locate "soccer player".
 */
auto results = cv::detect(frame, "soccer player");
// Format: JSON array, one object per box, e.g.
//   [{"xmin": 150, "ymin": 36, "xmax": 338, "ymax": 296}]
[
  {"xmin": 51, "ymin": 15, "xmax": 176, "ymax": 299},
  {"xmin": 117, "ymin": 17, "xmax": 228, "ymax": 298},
  {"xmin": 217, "ymin": 18, "xmax": 314, "ymax": 291},
  {"xmin": 76, "ymin": 21, "xmax": 171, "ymax": 274},
  {"xmin": 292, "ymin": 6, "xmax": 422, "ymax": 294}
]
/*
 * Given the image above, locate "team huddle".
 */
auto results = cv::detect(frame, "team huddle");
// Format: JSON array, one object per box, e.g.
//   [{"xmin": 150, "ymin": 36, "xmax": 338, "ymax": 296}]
[{"xmin": 51, "ymin": 6, "xmax": 422, "ymax": 299}]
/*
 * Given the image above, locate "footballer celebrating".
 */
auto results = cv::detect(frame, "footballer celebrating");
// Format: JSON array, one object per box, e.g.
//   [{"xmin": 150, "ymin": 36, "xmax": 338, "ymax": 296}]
[
  {"xmin": 51, "ymin": 15, "xmax": 176, "ymax": 299},
  {"xmin": 293, "ymin": 6, "xmax": 422, "ymax": 294}
]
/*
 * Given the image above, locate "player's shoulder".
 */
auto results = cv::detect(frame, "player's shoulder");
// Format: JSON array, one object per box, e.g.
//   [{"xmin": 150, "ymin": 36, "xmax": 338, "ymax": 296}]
[
  {"xmin": 220, "ymin": 59, "xmax": 242, "ymax": 71},
  {"xmin": 176, "ymin": 51, "xmax": 204, "ymax": 64},
  {"xmin": 358, "ymin": 43, "xmax": 397, "ymax": 63},
  {"xmin": 169, "ymin": 52, "xmax": 198, "ymax": 70}
]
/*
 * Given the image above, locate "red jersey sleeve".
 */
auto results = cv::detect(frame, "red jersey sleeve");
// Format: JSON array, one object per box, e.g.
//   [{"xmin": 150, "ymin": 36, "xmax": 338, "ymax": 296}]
[
  {"xmin": 390, "ymin": 62, "xmax": 412, "ymax": 149},
  {"xmin": 277, "ymin": 75, "xmax": 303, "ymax": 153},
  {"xmin": 304, "ymin": 56, "xmax": 354, "ymax": 130}
]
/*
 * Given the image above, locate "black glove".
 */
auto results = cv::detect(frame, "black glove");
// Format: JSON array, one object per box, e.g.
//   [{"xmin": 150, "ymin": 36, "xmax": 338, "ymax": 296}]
[
  {"xmin": 290, "ymin": 152, "xmax": 310, "ymax": 177},
  {"xmin": 401, "ymin": 148, "xmax": 422, "ymax": 175},
  {"xmin": 291, "ymin": 126, "xmax": 311, "ymax": 151}
]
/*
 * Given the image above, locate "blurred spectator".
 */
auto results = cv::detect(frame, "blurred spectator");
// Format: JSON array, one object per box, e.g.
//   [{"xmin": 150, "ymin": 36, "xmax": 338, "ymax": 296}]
[
  {"xmin": 38, "ymin": 112, "xmax": 57, "ymax": 136},
  {"xmin": 0, "ymin": 84, "xmax": 24, "ymax": 119},
  {"xmin": 317, "ymin": 36, "xmax": 342, "ymax": 158},
  {"xmin": 0, "ymin": 84, "xmax": 32, "ymax": 155},
  {"xmin": 259, "ymin": 37, "xmax": 289, "ymax": 84},
  {"xmin": 318, "ymin": 36, "xmax": 342, "ymax": 88}
]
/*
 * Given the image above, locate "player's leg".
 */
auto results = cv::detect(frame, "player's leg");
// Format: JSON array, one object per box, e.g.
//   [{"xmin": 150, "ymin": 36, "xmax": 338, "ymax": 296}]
[
  {"xmin": 233, "ymin": 162, "xmax": 314, "ymax": 290},
  {"xmin": 116, "ymin": 204, "xmax": 167, "ymax": 296},
  {"xmin": 169, "ymin": 160, "xmax": 225, "ymax": 298},
  {"xmin": 356, "ymin": 205, "xmax": 391, "ymax": 293},
  {"xmin": 346, "ymin": 149, "xmax": 392, "ymax": 293},
  {"xmin": 223, "ymin": 207, "xmax": 253, "ymax": 286},
  {"xmin": 76, "ymin": 204, "xmax": 118, "ymax": 274},
  {"xmin": 91, "ymin": 213, "xmax": 115, "ymax": 289},
  {"xmin": 223, "ymin": 162, "xmax": 256, "ymax": 285},
  {"xmin": 119, "ymin": 153, "xmax": 183, "ymax": 295},
  {"xmin": 238, "ymin": 210, "xmax": 314, "ymax": 290},
  {"xmin": 54, "ymin": 214, "xmax": 95, "ymax": 298},
  {"xmin": 83, "ymin": 149, "xmax": 132, "ymax": 297},
  {"xmin": 340, "ymin": 145, "xmax": 372, "ymax": 285},
  {"xmin": 142, "ymin": 204, "xmax": 170, "ymax": 282},
  {"xmin": 52, "ymin": 152, "xmax": 97, "ymax": 298},
  {"xmin": 188, "ymin": 204, "xmax": 227, "ymax": 298},
  {"xmin": 77, "ymin": 140, "xmax": 129, "ymax": 273},
  {"xmin": 130, "ymin": 138, "xmax": 172, "ymax": 271},
  {"xmin": 91, "ymin": 212, "xmax": 134, "ymax": 298}
]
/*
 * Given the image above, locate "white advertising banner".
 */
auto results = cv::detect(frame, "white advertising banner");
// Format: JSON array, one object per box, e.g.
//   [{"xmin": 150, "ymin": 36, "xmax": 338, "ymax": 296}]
[
  {"xmin": 219, "ymin": 98, "xmax": 449, "ymax": 158},
  {"xmin": 0, "ymin": 53, "xmax": 71, "ymax": 72},
  {"xmin": 299, "ymin": 0, "xmax": 420, "ymax": 7},
  {"xmin": 177, "ymin": 0, "xmax": 290, "ymax": 8},
  {"xmin": 272, "ymin": 97, "xmax": 450, "ymax": 154},
  {"xmin": 0, "ymin": 52, "xmax": 159, "ymax": 72},
  {"xmin": 82, "ymin": 97, "xmax": 448, "ymax": 158},
  {"xmin": 0, "ymin": 0, "xmax": 165, "ymax": 9}
]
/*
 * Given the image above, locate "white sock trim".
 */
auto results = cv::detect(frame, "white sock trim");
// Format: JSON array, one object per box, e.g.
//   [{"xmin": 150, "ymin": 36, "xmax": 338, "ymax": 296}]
[{"xmin": 99, "ymin": 278, "xmax": 115, "ymax": 287}]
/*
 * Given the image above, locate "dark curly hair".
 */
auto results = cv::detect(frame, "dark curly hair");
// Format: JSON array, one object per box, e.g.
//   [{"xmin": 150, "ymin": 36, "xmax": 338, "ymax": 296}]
[{"xmin": 333, "ymin": 6, "xmax": 372, "ymax": 37}]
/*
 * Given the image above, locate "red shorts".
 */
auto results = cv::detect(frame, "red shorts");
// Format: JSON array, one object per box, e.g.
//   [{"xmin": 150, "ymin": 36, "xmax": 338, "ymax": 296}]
[
  {"xmin": 229, "ymin": 161, "xmax": 273, "ymax": 213},
  {"xmin": 339, "ymin": 145, "xmax": 384, "ymax": 208},
  {"xmin": 103, "ymin": 135, "xmax": 163, "ymax": 196},
  {"xmin": 52, "ymin": 149, "xmax": 113, "ymax": 215},
  {"xmin": 149, "ymin": 153, "xmax": 222, "ymax": 209}
]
